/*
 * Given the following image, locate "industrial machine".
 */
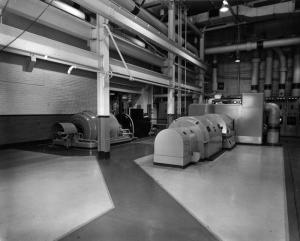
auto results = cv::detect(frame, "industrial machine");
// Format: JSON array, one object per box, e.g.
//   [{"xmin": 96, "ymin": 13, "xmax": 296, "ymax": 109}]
[
  {"xmin": 53, "ymin": 111, "xmax": 133, "ymax": 148},
  {"xmin": 189, "ymin": 93, "xmax": 281, "ymax": 145},
  {"xmin": 154, "ymin": 114, "xmax": 234, "ymax": 167},
  {"xmin": 266, "ymin": 96, "xmax": 300, "ymax": 137}
]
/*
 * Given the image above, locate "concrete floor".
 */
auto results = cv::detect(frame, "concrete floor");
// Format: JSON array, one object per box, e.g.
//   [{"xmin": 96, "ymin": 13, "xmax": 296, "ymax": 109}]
[
  {"xmin": 0, "ymin": 149, "xmax": 113, "ymax": 241},
  {"xmin": 0, "ymin": 138, "xmax": 299, "ymax": 241},
  {"xmin": 136, "ymin": 145, "xmax": 287, "ymax": 241}
]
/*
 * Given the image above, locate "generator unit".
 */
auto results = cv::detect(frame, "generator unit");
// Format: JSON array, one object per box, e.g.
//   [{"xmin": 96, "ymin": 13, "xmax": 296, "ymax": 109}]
[
  {"xmin": 53, "ymin": 111, "xmax": 133, "ymax": 149},
  {"xmin": 154, "ymin": 114, "xmax": 235, "ymax": 167}
]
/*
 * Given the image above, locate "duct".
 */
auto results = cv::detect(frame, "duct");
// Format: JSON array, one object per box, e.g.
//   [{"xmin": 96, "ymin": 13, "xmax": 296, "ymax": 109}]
[
  {"xmin": 274, "ymin": 48, "xmax": 287, "ymax": 97},
  {"xmin": 264, "ymin": 50, "xmax": 273, "ymax": 97},
  {"xmin": 205, "ymin": 37, "xmax": 300, "ymax": 55},
  {"xmin": 292, "ymin": 48, "xmax": 300, "ymax": 97},
  {"xmin": 212, "ymin": 56, "xmax": 218, "ymax": 92},
  {"xmin": 72, "ymin": 0, "xmax": 206, "ymax": 69},
  {"xmin": 112, "ymin": 34, "xmax": 165, "ymax": 67},
  {"xmin": 264, "ymin": 103, "xmax": 280, "ymax": 144},
  {"xmin": 111, "ymin": 0, "xmax": 198, "ymax": 55},
  {"xmin": 1, "ymin": 0, "xmax": 166, "ymax": 67},
  {"xmin": 189, "ymin": 1, "xmax": 296, "ymax": 26},
  {"xmin": 251, "ymin": 54, "xmax": 260, "ymax": 93}
]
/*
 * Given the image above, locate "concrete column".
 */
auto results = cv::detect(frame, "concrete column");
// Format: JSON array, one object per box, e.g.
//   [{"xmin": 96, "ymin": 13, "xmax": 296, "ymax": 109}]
[
  {"xmin": 167, "ymin": 0, "xmax": 175, "ymax": 124},
  {"xmin": 212, "ymin": 55, "xmax": 218, "ymax": 92},
  {"xmin": 264, "ymin": 50, "xmax": 273, "ymax": 97},
  {"xmin": 96, "ymin": 15, "xmax": 110, "ymax": 157}
]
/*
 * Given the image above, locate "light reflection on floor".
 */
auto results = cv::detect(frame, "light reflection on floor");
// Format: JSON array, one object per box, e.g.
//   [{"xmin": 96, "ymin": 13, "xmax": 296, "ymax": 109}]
[
  {"xmin": 136, "ymin": 145, "xmax": 288, "ymax": 241},
  {"xmin": 0, "ymin": 150, "xmax": 114, "ymax": 241}
]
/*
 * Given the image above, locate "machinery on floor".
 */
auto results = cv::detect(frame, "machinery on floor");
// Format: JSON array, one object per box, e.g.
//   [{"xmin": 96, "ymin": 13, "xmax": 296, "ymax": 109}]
[
  {"xmin": 53, "ymin": 111, "xmax": 133, "ymax": 148},
  {"xmin": 154, "ymin": 93, "xmax": 282, "ymax": 167},
  {"xmin": 154, "ymin": 113, "xmax": 235, "ymax": 167}
]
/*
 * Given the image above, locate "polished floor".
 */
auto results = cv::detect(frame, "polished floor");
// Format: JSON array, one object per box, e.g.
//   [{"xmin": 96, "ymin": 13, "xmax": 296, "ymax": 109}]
[
  {"xmin": 136, "ymin": 146, "xmax": 287, "ymax": 241},
  {"xmin": 0, "ymin": 138, "xmax": 299, "ymax": 241},
  {"xmin": 0, "ymin": 149, "xmax": 113, "ymax": 241}
]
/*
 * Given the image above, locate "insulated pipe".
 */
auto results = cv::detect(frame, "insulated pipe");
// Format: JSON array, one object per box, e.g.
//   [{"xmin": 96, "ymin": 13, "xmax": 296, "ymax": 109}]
[
  {"xmin": 44, "ymin": 0, "xmax": 166, "ymax": 66},
  {"xmin": 264, "ymin": 50, "xmax": 273, "ymax": 97},
  {"xmin": 111, "ymin": 35, "xmax": 165, "ymax": 66},
  {"xmin": 264, "ymin": 103, "xmax": 280, "ymax": 144},
  {"xmin": 292, "ymin": 48, "xmax": 300, "ymax": 97},
  {"xmin": 251, "ymin": 54, "xmax": 260, "ymax": 92},
  {"xmin": 112, "ymin": 0, "xmax": 198, "ymax": 55},
  {"xmin": 212, "ymin": 56, "xmax": 218, "ymax": 92},
  {"xmin": 274, "ymin": 48, "xmax": 287, "ymax": 97},
  {"xmin": 205, "ymin": 37, "xmax": 300, "ymax": 55}
]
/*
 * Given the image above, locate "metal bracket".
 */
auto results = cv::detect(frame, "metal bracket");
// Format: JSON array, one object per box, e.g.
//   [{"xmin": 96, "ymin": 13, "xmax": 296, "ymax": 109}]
[{"xmin": 103, "ymin": 24, "xmax": 134, "ymax": 81}]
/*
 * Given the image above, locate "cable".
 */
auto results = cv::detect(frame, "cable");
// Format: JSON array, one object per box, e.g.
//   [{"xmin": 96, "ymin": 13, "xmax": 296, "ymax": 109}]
[{"xmin": 0, "ymin": 0, "xmax": 54, "ymax": 54}]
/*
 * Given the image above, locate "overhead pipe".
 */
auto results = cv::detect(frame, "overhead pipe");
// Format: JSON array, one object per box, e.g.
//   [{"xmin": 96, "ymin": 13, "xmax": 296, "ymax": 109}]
[
  {"xmin": 205, "ymin": 37, "xmax": 300, "ymax": 55},
  {"xmin": 212, "ymin": 56, "xmax": 218, "ymax": 92},
  {"xmin": 264, "ymin": 50, "xmax": 273, "ymax": 97},
  {"xmin": 292, "ymin": 47, "xmax": 300, "ymax": 97},
  {"xmin": 111, "ymin": 34, "xmax": 165, "ymax": 67},
  {"xmin": 111, "ymin": 0, "xmax": 198, "ymax": 55},
  {"xmin": 264, "ymin": 103, "xmax": 280, "ymax": 144},
  {"xmin": 43, "ymin": 0, "xmax": 165, "ymax": 67},
  {"xmin": 251, "ymin": 52, "xmax": 260, "ymax": 93},
  {"xmin": 274, "ymin": 48, "xmax": 287, "ymax": 97}
]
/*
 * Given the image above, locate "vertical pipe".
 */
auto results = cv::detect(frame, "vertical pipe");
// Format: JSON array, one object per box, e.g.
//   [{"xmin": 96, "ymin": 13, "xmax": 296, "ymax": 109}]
[
  {"xmin": 251, "ymin": 51, "xmax": 260, "ymax": 92},
  {"xmin": 292, "ymin": 47, "xmax": 300, "ymax": 97},
  {"xmin": 212, "ymin": 55, "xmax": 218, "ymax": 92},
  {"xmin": 264, "ymin": 50, "xmax": 273, "ymax": 97},
  {"xmin": 167, "ymin": 0, "xmax": 175, "ymax": 124},
  {"xmin": 177, "ymin": 3, "xmax": 182, "ymax": 117},
  {"xmin": 274, "ymin": 48, "xmax": 287, "ymax": 97}
]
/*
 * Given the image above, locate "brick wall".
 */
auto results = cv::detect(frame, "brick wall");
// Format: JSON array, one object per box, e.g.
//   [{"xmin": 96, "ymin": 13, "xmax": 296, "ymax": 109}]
[{"xmin": 0, "ymin": 53, "xmax": 97, "ymax": 145}]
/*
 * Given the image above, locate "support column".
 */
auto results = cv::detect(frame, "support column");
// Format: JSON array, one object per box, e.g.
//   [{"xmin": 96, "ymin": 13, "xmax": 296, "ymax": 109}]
[
  {"xmin": 95, "ymin": 15, "xmax": 110, "ymax": 157},
  {"xmin": 167, "ymin": 0, "xmax": 175, "ymax": 125}
]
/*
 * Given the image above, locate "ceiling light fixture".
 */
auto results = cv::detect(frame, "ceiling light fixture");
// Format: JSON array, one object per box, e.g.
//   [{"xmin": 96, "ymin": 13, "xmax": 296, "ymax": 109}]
[{"xmin": 220, "ymin": 0, "xmax": 229, "ymax": 13}]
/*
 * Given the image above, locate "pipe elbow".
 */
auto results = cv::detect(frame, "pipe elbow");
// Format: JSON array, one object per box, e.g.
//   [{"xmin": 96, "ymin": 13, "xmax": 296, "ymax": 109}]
[{"xmin": 265, "ymin": 103, "xmax": 280, "ymax": 127}]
